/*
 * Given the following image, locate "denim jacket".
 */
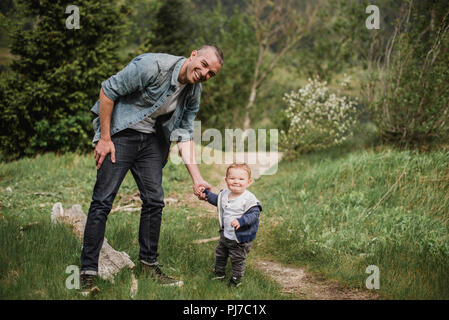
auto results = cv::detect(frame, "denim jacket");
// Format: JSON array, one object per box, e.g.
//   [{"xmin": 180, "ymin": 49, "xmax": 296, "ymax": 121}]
[{"xmin": 90, "ymin": 53, "xmax": 202, "ymax": 145}]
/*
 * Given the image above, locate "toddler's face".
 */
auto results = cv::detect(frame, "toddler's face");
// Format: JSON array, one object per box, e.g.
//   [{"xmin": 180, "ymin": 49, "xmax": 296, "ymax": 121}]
[{"xmin": 225, "ymin": 168, "xmax": 252, "ymax": 195}]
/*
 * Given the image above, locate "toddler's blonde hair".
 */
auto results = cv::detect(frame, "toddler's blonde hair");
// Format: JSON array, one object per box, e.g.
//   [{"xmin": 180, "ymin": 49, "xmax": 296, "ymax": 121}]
[{"xmin": 226, "ymin": 162, "xmax": 251, "ymax": 179}]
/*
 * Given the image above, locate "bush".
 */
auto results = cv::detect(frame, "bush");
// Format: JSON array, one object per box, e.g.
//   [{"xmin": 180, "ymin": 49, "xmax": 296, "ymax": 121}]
[
  {"xmin": 0, "ymin": 0, "xmax": 131, "ymax": 159},
  {"xmin": 280, "ymin": 77, "xmax": 357, "ymax": 159},
  {"xmin": 366, "ymin": 2, "xmax": 449, "ymax": 145}
]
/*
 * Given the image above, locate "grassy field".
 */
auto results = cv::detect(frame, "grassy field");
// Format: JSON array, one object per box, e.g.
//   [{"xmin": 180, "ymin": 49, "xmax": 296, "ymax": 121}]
[
  {"xmin": 253, "ymin": 145, "xmax": 449, "ymax": 299},
  {"xmin": 0, "ymin": 152, "xmax": 286, "ymax": 300},
  {"xmin": 1, "ymin": 143, "xmax": 449, "ymax": 299}
]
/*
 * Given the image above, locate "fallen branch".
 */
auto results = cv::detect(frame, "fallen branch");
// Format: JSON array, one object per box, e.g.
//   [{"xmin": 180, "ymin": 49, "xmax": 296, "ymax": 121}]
[
  {"xmin": 192, "ymin": 237, "xmax": 220, "ymax": 244},
  {"xmin": 32, "ymin": 192, "xmax": 58, "ymax": 196},
  {"xmin": 110, "ymin": 203, "xmax": 138, "ymax": 213}
]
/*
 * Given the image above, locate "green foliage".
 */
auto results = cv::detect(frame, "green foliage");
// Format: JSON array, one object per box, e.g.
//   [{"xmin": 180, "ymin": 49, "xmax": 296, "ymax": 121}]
[
  {"xmin": 126, "ymin": 0, "xmax": 160, "ymax": 49},
  {"xmin": 254, "ymin": 148, "xmax": 449, "ymax": 299},
  {"xmin": 0, "ymin": 154, "xmax": 285, "ymax": 299},
  {"xmin": 367, "ymin": 1, "xmax": 449, "ymax": 145},
  {"xmin": 0, "ymin": 0, "xmax": 131, "ymax": 159},
  {"xmin": 149, "ymin": 0, "xmax": 196, "ymax": 56},
  {"xmin": 194, "ymin": 4, "xmax": 257, "ymax": 131},
  {"xmin": 294, "ymin": 0, "xmax": 400, "ymax": 80}
]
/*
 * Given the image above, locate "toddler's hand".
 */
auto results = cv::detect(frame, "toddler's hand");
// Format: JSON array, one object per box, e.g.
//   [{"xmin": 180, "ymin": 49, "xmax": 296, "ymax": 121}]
[
  {"xmin": 231, "ymin": 219, "xmax": 240, "ymax": 230},
  {"xmin": 198, "ymin": 186, "xmax": 207, "ymax": 201}
]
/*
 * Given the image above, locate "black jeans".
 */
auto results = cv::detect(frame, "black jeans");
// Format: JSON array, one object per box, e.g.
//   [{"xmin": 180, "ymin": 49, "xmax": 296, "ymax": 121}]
[{"xmin": 81, "ymin": 129, "xmax": 169, "ymax": 273}]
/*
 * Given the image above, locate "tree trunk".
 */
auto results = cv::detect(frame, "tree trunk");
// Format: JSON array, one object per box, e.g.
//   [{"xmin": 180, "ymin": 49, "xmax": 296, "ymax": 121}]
[
  {"xmin": 243, "ymin": 45, "xmax": 264, "ymax": 137},
  {"xmin": 243, "ymin": 83, "xmax": 257, "ymax": 132}
]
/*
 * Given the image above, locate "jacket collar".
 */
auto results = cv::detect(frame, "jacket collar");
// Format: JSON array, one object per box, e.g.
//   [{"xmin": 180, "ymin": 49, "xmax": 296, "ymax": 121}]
[
  {"xmin": 171, "ymin": 57, "xmax": 187, "ymax": 87},
  {"xmin": 171, "ymin": 57, "xmax": 199, "ymax": 95}
]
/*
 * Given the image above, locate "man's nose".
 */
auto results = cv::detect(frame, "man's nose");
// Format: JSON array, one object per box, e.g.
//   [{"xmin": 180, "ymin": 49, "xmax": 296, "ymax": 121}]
[{"xmin": 200, "ymin": 69, "xmax": 209, "ymax": 81}]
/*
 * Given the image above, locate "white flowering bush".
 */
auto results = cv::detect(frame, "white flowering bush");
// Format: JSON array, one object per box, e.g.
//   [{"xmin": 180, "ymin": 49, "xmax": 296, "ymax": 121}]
[{"xmin": 281, "ymin": 76, "xmax": 357, "ymax": 159}]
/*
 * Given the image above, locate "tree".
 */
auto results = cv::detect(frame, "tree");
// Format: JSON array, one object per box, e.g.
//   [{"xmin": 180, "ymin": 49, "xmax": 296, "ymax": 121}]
[
  {"xmin": 292, "ymin": 0, "xmax": 400, "ymax": 80},
  {"xmin": 193, "ymin": 4, "xmax": 257, "ymax": 131},
  {"xmin": 242, "ymin": 0, "xmax": 319, "ymax": 134},
  {"xmin": 366, "ymin": 0, "xmax": 449, "ymax": 145},
  {"xmin": 138, "ymin": 0, "xmax": 196, "ymax": 56},
  {"xmin": 0, "ymin": 0, "xmax": 131, "ymax": 159}
]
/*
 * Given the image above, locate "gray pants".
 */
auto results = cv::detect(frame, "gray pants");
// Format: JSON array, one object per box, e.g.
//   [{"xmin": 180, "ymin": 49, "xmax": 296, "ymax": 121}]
[{"xmin": 214, "ymin": 231, "xmax": 252, "ymax": 278}]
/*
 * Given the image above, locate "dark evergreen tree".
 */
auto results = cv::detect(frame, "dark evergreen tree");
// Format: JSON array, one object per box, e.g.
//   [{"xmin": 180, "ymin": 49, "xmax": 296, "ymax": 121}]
[
  {"xmin": 0, "ymin": 0, "xmax": 131, "ymax": 159},
  {"xmin": 147, "ymin": 0, "xmax": 194, "ymax": 56}
]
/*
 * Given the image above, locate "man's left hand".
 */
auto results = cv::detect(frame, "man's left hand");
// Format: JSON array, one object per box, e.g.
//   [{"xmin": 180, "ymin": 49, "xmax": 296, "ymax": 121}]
[{"xmin": 194, "ymin": 179, "xmax": 211, "ymax": 200}]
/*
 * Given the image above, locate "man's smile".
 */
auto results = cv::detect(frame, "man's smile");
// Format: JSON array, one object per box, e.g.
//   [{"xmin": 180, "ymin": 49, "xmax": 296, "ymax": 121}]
[{"xmin": 193, "ymin": 69, "xmax": 202, "ymax": 82}]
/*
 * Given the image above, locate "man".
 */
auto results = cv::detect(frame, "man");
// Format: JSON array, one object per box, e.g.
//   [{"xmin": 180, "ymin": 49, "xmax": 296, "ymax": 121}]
[{"xmin": 80, "ymin": 45, "xmax": 223, "ymax": 290}]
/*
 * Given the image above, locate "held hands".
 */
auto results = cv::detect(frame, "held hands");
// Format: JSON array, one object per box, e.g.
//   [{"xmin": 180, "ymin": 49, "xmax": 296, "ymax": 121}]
[
  {"xmin": 94, "ymin": 137, "xmax": 115, "ymax": 169},
  {"xmin": 194, "ymin": 179, "xmax": 211, "ymax": 200},
  {"xmin": 231, "ymin": 219, "xmax": 240, "ymax": 230}
]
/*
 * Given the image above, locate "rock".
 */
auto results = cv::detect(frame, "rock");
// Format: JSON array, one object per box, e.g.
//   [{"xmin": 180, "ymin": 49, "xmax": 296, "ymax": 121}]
[{"xmin": 51, "ymin": 202, "xmax": 135, "ymax": 281}]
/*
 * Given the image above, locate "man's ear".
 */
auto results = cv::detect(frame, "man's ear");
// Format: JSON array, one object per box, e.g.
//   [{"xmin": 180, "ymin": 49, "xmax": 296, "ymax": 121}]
[
  {"xmin": 248, "ymin": 179, "xmax": 253, "ymax": 186},
  {"xmin": 189, "ymin": 50, "xmax": 198, "ymax": 59}
]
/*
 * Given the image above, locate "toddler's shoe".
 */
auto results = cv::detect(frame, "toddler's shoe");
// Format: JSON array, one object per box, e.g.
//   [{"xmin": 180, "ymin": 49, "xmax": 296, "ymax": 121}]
[
  {"xmin": 211, "ymin": 271, "xmax": 226, "ymax": 281},
  {"xmin": 228, "ymin": 276, "xmax": 242, "ymax": 287}
]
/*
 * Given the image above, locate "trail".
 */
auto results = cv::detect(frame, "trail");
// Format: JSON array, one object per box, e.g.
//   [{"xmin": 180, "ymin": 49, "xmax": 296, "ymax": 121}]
[{"xmin": 179, "ymin": 147, "xmax": 380, "ymax": 300}]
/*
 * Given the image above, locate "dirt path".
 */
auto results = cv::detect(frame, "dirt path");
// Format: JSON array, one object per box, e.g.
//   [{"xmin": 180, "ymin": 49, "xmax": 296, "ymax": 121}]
[
  {"xmin": 254, "ymin": 260, "xmax": 379, "ymax": 300},
  {"xmin": 179, "ymin": 148, "xmax": 379, "ymax": 300}
]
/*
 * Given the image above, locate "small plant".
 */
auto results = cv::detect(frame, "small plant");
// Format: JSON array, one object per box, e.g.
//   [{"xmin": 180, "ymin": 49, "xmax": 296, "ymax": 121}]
[{"xmin": 280, "ymin": 76, "xmax": 357, "ymax": 159}]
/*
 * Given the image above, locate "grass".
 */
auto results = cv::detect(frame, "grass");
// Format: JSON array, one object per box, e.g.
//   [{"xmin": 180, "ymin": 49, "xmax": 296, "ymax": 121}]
[
  {"xmin": 2, "ymin": 142, "xmax": 449, "ymax": 299},
  {"xmin": 253, "ymin": 145, "xmax": 449, "ymax": 299},
  {"xmin": 0, "ymin": 152, "xmax": 285, "ymax": 300}
]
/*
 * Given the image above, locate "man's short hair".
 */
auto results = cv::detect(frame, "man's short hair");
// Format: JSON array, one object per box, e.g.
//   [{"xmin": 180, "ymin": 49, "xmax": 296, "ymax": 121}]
[
  {"xmin": 198, "ymin": 45, "xmax": 224, "ymax": 66},
  {"xmin": 226, "ymin": 162, "xmax": 251, "ymax": 180}
]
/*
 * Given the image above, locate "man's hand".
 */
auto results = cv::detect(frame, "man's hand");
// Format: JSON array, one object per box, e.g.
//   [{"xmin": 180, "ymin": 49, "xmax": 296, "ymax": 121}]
[
  {"xmin": 194, "ymin": 179, "xmax": 211, "ymax": 200},
  {"xmin": 177, "ymin": 140, "xmax": 211, "ymax": 200},
  {"xmin": 231, "ymin": 219, "xmax": 240, "ymax": 230},
  {"xmin": 94, "ymin": 137, "xmax": 115, "ymax": 169}
]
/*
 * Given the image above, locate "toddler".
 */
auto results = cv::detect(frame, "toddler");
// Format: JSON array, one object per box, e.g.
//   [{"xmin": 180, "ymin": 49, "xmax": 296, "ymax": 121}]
[{"xmin": 202, "ymin": 163, "xmax": 262, "ymax": 287}]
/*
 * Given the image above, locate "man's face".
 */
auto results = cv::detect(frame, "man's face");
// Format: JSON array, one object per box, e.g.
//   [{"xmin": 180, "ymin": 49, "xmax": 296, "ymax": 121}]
[{"xmin": 184, "ymin": 49, "xmax": 222, "ymax": 84}]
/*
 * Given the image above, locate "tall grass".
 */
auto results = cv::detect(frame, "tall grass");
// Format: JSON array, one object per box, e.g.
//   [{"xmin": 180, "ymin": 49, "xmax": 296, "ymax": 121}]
[
  {"xmin": 254, "ymin": 147, "xmax": 449, "ymax": 299},
  {"xmin": 0, "ymin": 152, "xmax": 285, "ymax": 300}
]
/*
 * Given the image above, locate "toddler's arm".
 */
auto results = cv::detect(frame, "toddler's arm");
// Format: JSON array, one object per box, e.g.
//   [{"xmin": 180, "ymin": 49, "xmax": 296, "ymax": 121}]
[
  {"xmin": 236, "ymin": 205, "xmax": 261, "ymax": 228},
  {"xmin": 203, "ymin": 189, "xmax": 218, "ymax": 206}
]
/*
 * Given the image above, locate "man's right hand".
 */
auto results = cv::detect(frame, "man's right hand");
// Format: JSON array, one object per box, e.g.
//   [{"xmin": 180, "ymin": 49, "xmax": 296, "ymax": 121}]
[{"xmin": 94, "ymin": 137, "xmax": 115, "ymax": 169}]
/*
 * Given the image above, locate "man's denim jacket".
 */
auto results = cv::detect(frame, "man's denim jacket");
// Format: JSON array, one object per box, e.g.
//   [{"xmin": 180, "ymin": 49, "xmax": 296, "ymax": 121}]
[{"xmin": 90, "ymin": 53, "xmax": 201, "ymax": 145}]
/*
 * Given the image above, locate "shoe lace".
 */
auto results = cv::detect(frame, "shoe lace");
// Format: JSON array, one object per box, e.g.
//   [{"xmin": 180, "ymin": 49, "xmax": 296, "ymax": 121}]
[
  {"xmin": 152, "ymin": 264, "xmax": 173, "ymax": 280},
  {"xmin": 81, "ymin": 275, "xmax": 94, "ymax": 288}
]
